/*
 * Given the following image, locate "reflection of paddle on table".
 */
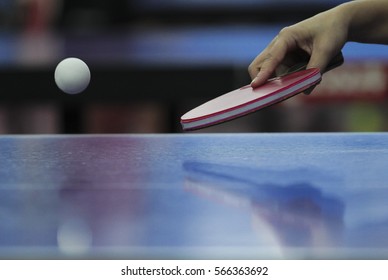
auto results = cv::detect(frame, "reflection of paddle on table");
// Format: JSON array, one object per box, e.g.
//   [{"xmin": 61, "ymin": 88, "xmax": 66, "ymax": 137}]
[
  {"xmin": 183, "ymin": 161, "xmax": 345, "ymax": 247},
  {"xmin": 181, "ymin": 53, "xmax": 343, "ymax": 131}
]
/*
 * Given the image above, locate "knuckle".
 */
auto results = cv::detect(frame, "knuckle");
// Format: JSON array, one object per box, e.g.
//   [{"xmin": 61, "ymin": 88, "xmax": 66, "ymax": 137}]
[
  {"xmin": 247, "ymin": 62, "xmax": 256, "ymax": 72},
  {"xmin": 278, "ymin": 26, "xmax": 292, "ymax": 37},
  {"xmin": 248, "ymin": 63, "xmax": 259, "ymax": 77}
]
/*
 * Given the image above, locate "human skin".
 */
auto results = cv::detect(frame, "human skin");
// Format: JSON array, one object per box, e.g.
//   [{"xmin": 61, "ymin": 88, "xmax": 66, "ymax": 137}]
[{"xmin": 248, "ymin": 0, "xmax": 388, "ymax": 88}]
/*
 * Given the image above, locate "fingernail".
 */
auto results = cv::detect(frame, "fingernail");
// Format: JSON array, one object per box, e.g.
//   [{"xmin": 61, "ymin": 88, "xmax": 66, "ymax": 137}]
[{"xmin": 250, "ymin": 76, "xmax": 258, "ymax": 87}]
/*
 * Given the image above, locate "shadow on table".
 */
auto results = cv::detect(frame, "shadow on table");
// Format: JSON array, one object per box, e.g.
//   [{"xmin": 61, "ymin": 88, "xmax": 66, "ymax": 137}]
[{"xmin": 183, "ymin": 161, "xmax": 345, "ymax": 249}]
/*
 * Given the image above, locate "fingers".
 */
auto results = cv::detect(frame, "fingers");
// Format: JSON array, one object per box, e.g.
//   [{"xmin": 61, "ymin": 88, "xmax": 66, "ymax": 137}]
[
  {"xmin": 303, "ymin": 51, "xmax": 343, "ymax": 95},
  {"xmin": 306, "ymin": 49, "xmax": 331, "ymax": 72},
  {"xmin": 248, "ymin": 6, "xmax": 347, "ymax": 91},
  {"xmin": 249, "ymin": 37, "xmax": 344, "ymax": 89},
  {"xmin": 249, "ymin": 55, "xmax": 278, "ymax": 88},
  {"xmin": 308, "ymin": 50, "xmax": 344, "ymax": 74},
  {"xmin": 249, "ymin": 36, "xmax": 290, "ymax": 88}
]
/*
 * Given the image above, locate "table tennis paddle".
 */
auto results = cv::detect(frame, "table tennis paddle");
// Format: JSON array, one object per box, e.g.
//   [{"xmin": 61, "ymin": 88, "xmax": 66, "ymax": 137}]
[
  {"xmin": 180, "ymin": 68, "xmax": 320, "ymax": 131},
  {"xmin": 181, "ymin": 53, "xmax": 344, "ymax": 131}
]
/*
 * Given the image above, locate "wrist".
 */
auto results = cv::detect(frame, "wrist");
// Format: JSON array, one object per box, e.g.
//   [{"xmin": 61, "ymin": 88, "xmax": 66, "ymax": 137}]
[{"xmin": 339, "ymin": 0, "xmax": 388, "ymax": 44}]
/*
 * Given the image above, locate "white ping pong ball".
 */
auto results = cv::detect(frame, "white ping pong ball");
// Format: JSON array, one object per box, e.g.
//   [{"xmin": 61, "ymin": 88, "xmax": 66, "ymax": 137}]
[{"xmin": 54, "ymin": 57, "xmax": 91, "ymax": 94}]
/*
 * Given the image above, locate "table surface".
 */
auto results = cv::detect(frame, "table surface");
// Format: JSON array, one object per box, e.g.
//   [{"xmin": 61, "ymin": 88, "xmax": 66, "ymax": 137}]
[{"xmin": 1, "ymin": 133, "xmax": 388, "ymax": 259}]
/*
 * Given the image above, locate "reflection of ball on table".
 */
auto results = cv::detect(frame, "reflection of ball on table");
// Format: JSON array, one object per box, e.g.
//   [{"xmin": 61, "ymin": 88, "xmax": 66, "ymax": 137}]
[{"xmin": 54, "ymin": 58, "xmax": 91, "ymax": 94}]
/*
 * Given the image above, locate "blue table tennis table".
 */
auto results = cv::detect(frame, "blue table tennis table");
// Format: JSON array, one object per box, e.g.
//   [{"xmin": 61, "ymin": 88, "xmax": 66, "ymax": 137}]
[{"xmin": 1, "ymin": 133, "xmax": 388, "ymax": 259}]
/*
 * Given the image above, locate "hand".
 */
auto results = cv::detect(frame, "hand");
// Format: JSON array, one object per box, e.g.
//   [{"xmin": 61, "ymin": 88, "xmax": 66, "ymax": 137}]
[{"xmin": 248, "ymin": 6, "xmax": 348, "ymax": 88}]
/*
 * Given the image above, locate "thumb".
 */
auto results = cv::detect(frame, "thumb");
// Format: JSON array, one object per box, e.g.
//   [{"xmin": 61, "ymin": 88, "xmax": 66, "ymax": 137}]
[
  {"xmin": 306, "ymin": 50, "xmax": 331, "ymax": 73},
  {"xmin": 303, "ymin": 51, "xmax": 344, "ymax": 95}
]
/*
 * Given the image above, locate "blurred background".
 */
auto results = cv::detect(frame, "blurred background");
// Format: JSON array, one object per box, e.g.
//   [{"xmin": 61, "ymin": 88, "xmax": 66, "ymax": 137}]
[{"xmin": 1, "ymin": 0, "xmax": 388, "ymax": 133}]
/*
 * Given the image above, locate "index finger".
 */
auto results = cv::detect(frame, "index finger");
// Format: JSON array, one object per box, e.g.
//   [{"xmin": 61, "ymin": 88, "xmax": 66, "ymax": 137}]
[{"xmin": 249, "ymin": 38, "xmax": 289, "ymax": 88}]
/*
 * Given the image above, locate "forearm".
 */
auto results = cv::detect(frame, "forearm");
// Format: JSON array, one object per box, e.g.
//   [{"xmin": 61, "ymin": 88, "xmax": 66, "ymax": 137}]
[{"xmin": 339, "ymin": 0, "xmax": 388, "ymax": 44}]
